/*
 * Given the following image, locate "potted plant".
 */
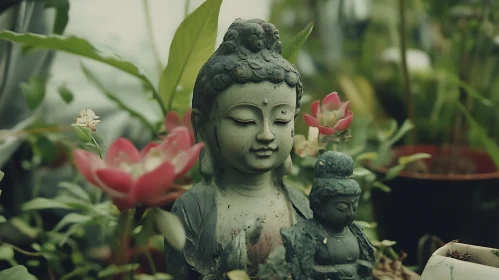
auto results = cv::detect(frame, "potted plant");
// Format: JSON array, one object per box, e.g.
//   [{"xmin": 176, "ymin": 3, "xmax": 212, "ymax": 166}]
[
  {"xmin": 420, "ymin": 242, "xmax": 499, "ymax": 279},
  {"xmin": 364, "ymin": 0, "xmax": 499, "ymax": 266}
]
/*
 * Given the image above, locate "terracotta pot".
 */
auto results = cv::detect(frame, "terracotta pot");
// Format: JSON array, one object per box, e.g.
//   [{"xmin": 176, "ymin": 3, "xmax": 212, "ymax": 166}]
[
  {"xmin": 368, "ymin": 145, "xmax": 499, "ymax": 266},
  {"xmin": 421, "ymin": 242, "xmax": 499, "ymax": 279}
]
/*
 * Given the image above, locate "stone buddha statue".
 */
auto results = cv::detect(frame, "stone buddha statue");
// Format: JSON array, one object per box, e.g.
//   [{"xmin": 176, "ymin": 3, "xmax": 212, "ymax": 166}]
[
  {"xmin": 281, "ymin": 151, "xmax": 375, "ymax": 280},
  {"xmin": 164, "ymin": 18, "xmax": 312, "ymax": 279}
]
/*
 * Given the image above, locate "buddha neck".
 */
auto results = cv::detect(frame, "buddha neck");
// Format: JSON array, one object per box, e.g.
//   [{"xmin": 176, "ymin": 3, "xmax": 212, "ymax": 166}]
[{"xmin": 219, "ymin": 167, "xmax": 275, "ymax": 197}]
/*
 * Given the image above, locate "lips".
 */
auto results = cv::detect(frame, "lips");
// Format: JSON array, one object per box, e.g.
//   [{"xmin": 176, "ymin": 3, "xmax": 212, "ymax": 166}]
[{"xmin": 252, "ymin": 147, "xmax": 277, "ymax": 157}]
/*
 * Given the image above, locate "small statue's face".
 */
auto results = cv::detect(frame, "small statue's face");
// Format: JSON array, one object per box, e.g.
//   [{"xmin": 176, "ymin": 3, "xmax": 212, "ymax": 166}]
[
  {"xmin": 320, "ymin": 194, "xmax": 359, "ymax": 230},
  {"xmin": 212, "ymin": 81, "xmax": 296, "ymax": 173}
]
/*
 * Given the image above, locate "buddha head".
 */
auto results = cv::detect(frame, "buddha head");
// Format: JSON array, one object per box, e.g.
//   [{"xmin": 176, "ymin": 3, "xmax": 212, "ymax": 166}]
[
  {"xmin": 191, "ymin": 19, "xmax": 303, "ymax": 179},
  {"xmin": 309, "ymin": 151, "xmax": 361, "ymax": 231}
]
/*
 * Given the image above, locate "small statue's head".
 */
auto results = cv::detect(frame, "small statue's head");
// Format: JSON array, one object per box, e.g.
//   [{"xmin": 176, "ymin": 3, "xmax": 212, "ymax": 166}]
[
  {"xmin": 191, "ymin": 18, "xmax": 303, "ymax": 178},
  {"xmin": 309, "ymin": 151, "xmax": 361, "ymax": 230}
]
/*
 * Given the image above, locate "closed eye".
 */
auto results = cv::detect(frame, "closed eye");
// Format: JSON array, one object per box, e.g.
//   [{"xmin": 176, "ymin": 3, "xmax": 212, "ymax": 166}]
[
  {"xmin": 230, "ymin": 118, "xmax": 256, "ymax": 126},
  {"xmin": 274, "ymin": 119, "xmax": 291, "ymax": 125},
  {"xmin": 336, "ymin": 207, "xmax": 348, "ymax": 212}
]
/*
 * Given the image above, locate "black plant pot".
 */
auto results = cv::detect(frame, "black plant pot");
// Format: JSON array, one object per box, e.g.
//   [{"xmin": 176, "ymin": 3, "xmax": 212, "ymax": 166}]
[{"xmin": 368, "ymin": 145, "xmax": 499, "ymax": 266}]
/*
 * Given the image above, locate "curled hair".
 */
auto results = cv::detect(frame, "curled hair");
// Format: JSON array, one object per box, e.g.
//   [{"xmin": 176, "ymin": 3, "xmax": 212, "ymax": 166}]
[{"xmin": 192, "ymin": 18, "xmax": 303, "ymax": 116}]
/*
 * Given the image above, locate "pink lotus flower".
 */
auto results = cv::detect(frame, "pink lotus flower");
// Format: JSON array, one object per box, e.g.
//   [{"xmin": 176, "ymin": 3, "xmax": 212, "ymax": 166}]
[
  {"xmin": 73, "ymin": 127, "xmax": 203, "ymax": 211},
  {"xmin": 303, "ymin": 92, "xmax": 353, "ymax": 135},
  {"xmin": 165, "ymin": 109, "xmax": 194, "ymax": 143}
]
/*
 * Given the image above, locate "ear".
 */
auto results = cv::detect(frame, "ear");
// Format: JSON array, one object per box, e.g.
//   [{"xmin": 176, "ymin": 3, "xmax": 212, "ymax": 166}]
[{"xmin": 192, "ymin": 108, "xmax": 215, "ymax": 179}]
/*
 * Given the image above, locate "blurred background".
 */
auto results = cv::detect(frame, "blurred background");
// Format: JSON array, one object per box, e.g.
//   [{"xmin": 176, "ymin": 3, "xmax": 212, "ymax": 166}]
[{"xmin": 1, "ymin": 0, "xmax": 499, "ymax": 278}]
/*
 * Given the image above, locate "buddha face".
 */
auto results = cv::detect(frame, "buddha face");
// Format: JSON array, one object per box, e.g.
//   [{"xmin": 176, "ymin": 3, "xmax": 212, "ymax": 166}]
[
  {"xmin": 206, "ymin": 81, "xmax": 296, "ymax": 174},
  {"xmin": 319, "ymin": 194, "xmax": 359, "ymax": 230}
]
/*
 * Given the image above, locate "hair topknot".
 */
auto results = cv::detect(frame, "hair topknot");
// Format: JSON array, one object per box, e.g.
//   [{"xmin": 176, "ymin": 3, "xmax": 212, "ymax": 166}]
[
  {"xmin": 308, "ymin": 151, "xmax": 361, "ymax": 213},
  {"xmin": 192, "ymin": 18, "xmax": 303, "ymax": 115}
]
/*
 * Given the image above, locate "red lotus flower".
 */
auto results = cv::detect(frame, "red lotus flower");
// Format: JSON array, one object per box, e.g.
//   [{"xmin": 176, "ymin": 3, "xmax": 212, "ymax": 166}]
[
  {"xmin": 303, "ymin": 92, "xmax": 353, "ymax": 135},
  {"xmin": 165, "ymin": 109, "xmax": 194, "ymax": 143},
  {"xmin": 73, "ymin": 127, "xmax": 203, "ymax": 212}
]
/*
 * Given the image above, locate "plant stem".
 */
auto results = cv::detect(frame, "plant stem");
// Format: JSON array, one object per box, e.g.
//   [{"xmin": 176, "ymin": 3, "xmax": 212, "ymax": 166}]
[
  {"xmin": 7, "ymin": 243, "xmax": 43, "ymax": 257},
  {"xmin": 143, "ymin": 0, "xmax": 164, "ymax": 74},
  {"xmin": 398, "ymin": 0, "xmax": 414, "ymax": 143},
  {"xmin": 184, "ymin": 0, "xmax": 191, "ymax": 18},
  {"xmin": 144, "ymin": 249, "xmax": 157, "ymax": 274},
  {"xmin": 91, "ymin": 136, "xmax": 103, "ymax": 159}
]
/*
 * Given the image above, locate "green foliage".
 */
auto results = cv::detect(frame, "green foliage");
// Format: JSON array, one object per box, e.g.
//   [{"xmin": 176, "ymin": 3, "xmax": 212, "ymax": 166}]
[
  {"xmin": 57, "ymin": 83, "xmax": 74, "ymax": 104},
  {"xmin": 98, "ymin": 264, "xmax": 139, "ymax": 278},
  {"xmin": 20, "ymin": 76, "xmax": 46, "ymax": 111},
  {"xmin": 44, "ymin": 0, "xmax": 70, "ymax": 34},
  {"xmin": 71, "ymin": 124, "xmax": 92, "ymax": 142},
  {"xmin": 459, "ymin": 102, "xmax": 499, "ymax": 168},
  {"xmin": 0, "ymin": 266, "xmax": 37, "ymax": 280},
  {"xmin": 22, "ymin": 197, "xmax": 71, "ymax": 211},
  {"xmin": 0, "ymin": 30, "xmax": 164, "ymax": 115},
  {"xmin": 227, "ymin": 270, "xmax": 250, "ymax": 280},
  {"xmin": 154, "ymin": 208, "xmax": 186, "ymax": 251},
  {"xmin": 81, "ymin": 63, "xmax": 156, "ymax": 134},
  {"xmin": 134, "ymin": 273, "xmax": 173, "ymax": 280},
  {"xmin": 159, "ymin": 0, "xmax": 223, "ymax": 111},
  {"xmin": 282, "ymin": 22, "xmax": 314, "ymax": 64}
]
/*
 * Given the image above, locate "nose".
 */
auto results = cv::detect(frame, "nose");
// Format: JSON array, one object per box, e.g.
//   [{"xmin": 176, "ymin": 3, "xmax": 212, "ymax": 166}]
[
  {"xmin": 347, "ymin": 208, "xmax": 354, "ymax": 218},
  {"xmin": 256, "ymin": 121, "xmax": 275, "ymax": 142}
]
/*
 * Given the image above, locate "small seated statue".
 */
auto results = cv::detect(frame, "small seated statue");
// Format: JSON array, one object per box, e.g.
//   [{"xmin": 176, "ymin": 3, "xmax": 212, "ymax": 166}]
[
  {"xmin": 281, "ymin": 151, "xmax": 375, "ymax": 280},
  {"xmin": 164, "ymin": 18, "xmax": 312, "ymax": 279}
]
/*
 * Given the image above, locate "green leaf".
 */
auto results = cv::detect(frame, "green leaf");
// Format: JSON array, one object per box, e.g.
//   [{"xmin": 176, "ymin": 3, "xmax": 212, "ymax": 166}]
[
  {"xmin": 154, "ymin": 208, "xmax": 186, "ymax": 251},
  {"xmin": 81, "ymin": 63, "xmax": 156, "ymax": 133},
  {"xmin": 372, "ymin": 181, "xmax": 391, "ymax": 192},
  {"xmin": 60, "ymin": 266, "xmax": 92, "ymax": 280},
  {"xmin": 0, "ymin": 216, "xmax": 6, "ymax": 223},
  {"xmin": 10, "ymin": 218, "xmax": 40, "ymax": 239},
  {"xmin": 0, "ymin": 30, "xmax": 165, "ymax": 115},
  {"xmin": 22, "ymin": 197, "xmax": 71, "ymax": 211},
  {"xmin": 20, "ymin": 76, "xmax": 46, "ymax": 111},
  {"xmin": 282, "ymin": 22, "xmax": 314, "ymax": 64},
  {"xmin": 355, "ymin": 152, "xmax": 378, "ymax": 163},
  {"xmin": 353, "ymin": 167, "xmax": 373, "ymax": 177},
  {"xmin": 377, "ymin": 119, "xmax": 398, "ymax": 142},
  {"xmin": 0, "ymin": 170, "xmax": 4, "ymax": 182},
  {"xmin": 386, "ymin": 119, "xmax": 414, "ymax": 147},
  {"xmin": 52, "ymin": 213, "xmax": 92, "ymax": 232},
  {"xmin": 458, "ymin": 102, "xmax": 499, "ymax": 168},
  {"xmin": 58, "ymin": 182, "xmax": 91, "ymax": 202},
  {"xmin": 26, "ymin": 260, "xmax": 40, "ymax": 267},
  {"xmin": 71, "ymin": 124, "xmax": 92, "ymax": 142},
  {"xmin": 136, "ymin": 210, "xmax": 155, "ymax": 247},
  {"xmin": 31, "ymin": 243, "xmax": 41, "ymax": 251},
  {"xmin": 98, "ymin": 264, "xmax": 139, "ymax": 278},
  {"xmin": 37, "ymin": 136, "xmax": 59, "ymax": 164},
  {"xmin": 227, "ymin": 270, "xmax": 250, "ymax": 280},
  {"xmin": 398, "ymin": 153, "xmax": 431, "ymax": 165},
  {"xmin": 134, "ymin": 273, "xmax": 173, "ymax": 280},
  {"xmin": 44, "ymin": 0, "xmax": 70, "ymax": 34},
  {"xmin": 58, "ymin": 83, "xmax": 73, "ymax": 104},
  {"xmin": 0, "ymin": 265, "xmax": 37, "ymax": 280},
  {"xmin": 385, "ymin": 165, "xmax": 405, "ymax": 180},
  {"xmin": 439, "ymin": 69, "xmax": 492, "ymax": 107},
  {"xmin": 159, "ymin": 0, "xmax": 223, "ymax": 110},
  {"xmin": 0, "ymin": 244, "xmax": 14, "ymax": 260}
]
